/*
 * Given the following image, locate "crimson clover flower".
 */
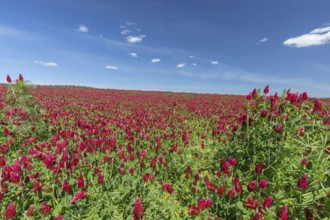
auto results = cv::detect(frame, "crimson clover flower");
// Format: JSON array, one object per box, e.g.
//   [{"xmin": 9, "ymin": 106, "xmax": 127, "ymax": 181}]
[
  {"xmin": 133, "ymin": 198, "xmax": 144, "ymax": 220},
  {"xmin": 244, "ymin": 196, "xmax": 259, "ymax": 209},
  {"xmin": 162, "ymin": 183, "xmax": 174, "ymax": 194},
  {"xmin": 77, "ymin": 173, "xmax": 84, "ymax": 188},
  {"xmin": 70, "ymin": 190, "xmax": 87, "ymax": 203},
  {"xmin": 63, "ymin": 179, "xmax": 71, "ymax": 192},
  {"xmin": 197, "ymin": 199, "xmax": 212, "ymax": 211},
  {"xmin": 217, "ymin": 185, "xmax": 225, "ymax": 195},
  {"xmin": 18, "ymin": 74, "xmax": 24, "ymax": 81},
  {"xmin": 297, "ymin": 173, "xmax": 308, "ymax": 190},
  {"xmin": 247, "ymin": 181, "xmax": 257, "ymax": 192},
  {"xmin": 263, "ymin": 196, "xmax": 273, "ymax": 208},
  {"xmin": 188, "ymin": 205, "xmax": 200, "ymax": 216},
  {"xmin": 305, "ymin": 208, "xmax": 314, "ymax": 220},
  {"xmin": 232, "ymin": 177, "xmax": 242, "ymax": 193},
  {"xmin": 263, "ymin": 85, "xmax": 269, "ymax": 94},
  {"xmin": 40, "ymin": 201, "xmax": 51, "ymax": 215},
  {"xmin": 277, "ymin": 205, "xmax": 289, "ymax": 220},
  {"xmin": 259, "ymin": 179, "xmax": 268, "ymax": 189},
  {"xmin": 6, "ymin": 75, "xmax": 12, "ymax": 83},
  {"xmin": 255, "ymin": 162, "xmax": 263, "ymax": 175},
  {"xmin": 5, "ymin": 202, "xmax": 16, "ymax": 219},
  {"xmin": 228, "ymin": 187, "xmax": 236, "ymax": 198},
  {"xmin": 26, "ymin": 205, "xmax": 34, "ymax": 217},
  {"xmin": 274, "ymin": 123, "xmax": 283, "ymax": 133},
  {"xmin": 97, "ymin": 173, "xmax": 104, "ymax": 185}
]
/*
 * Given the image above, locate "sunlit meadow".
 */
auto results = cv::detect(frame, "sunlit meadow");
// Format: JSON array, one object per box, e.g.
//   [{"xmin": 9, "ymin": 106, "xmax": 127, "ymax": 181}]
[{"xmin": 0, "ymin": 75, "xmax": 329, "ymax": 219}]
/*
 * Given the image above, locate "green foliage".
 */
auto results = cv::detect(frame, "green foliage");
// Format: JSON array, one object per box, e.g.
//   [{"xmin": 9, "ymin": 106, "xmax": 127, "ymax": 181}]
[
  {"xmin": 217, "ymin": 90, "xmax": 330, "ymax": 219},
  {"xmin": 1, "ymin": 80, "xmax": 329, "ymax": 219},
  {"xmin": 4, "ymin": 78, "xmax": 49, "ymax": 141}
]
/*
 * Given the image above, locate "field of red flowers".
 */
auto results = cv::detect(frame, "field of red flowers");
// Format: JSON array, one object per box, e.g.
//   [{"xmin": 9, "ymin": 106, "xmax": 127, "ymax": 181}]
[{"xmin": 0, "ymin": 75, "xmax": 329, "ymax": 219}]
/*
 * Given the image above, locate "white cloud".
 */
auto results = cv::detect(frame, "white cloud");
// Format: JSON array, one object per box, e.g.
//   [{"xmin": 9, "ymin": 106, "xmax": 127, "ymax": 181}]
[
  {"xmin": 177, "ymin": 63, "xmax": 186, "ymax": 68},
  {"xmin": 105, "ymin": 65, "xmax": 118, "ymax": 70},
  {"xmin": 210, "ymin": 60, "xmax": 219, "ymax": 65},
  {"xmin": 126, "ymin": 35, "xmax": 146, "ymax": 43},
  {"xmin": 310, "ymin": 26, "xmax": 330, "ymax": 34},
  {"xmin": 189, "ymin": 55, "xmax": 195, "ymax": 58},
  {"xmin": 34, "ymin": 61, "xmax": 58, "ymax": 67},
  {"xmin": 44, "ymin": 62, "xmax": 58, "ymax": 67},
  {"xmin": 77, "ymin": 25, "xmax": 88, "ymax": 33},
  {"xmin": 283, "ymin": 25, "xmax": 330, "ymax": 48},
  {"xmin": 257, "ymin": 37, "xmax": 268, "ymax": 44},
  {"xmin": 192, "ymin": 63, "xmax": 197, "ymax": 66},
  {"xmin": 260, "ymin": 37, "xmax": 268, "ymax": 42},
  {"xmin": 129, "ymin": 52, "xmax": 138, "ymax": 58},
  {"xmin": 121, "ymin": 29, "xmax": 130, "ymax": 35},
  {"xmin": 151, "ymin": 58, "xmax": 160, "ymax": 63}
]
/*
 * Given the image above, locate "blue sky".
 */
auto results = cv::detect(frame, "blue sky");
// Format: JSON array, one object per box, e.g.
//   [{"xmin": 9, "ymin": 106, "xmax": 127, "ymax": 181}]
[{"xmin": 1, "ymin": 0, "xmax": 330, "ymax": 97}]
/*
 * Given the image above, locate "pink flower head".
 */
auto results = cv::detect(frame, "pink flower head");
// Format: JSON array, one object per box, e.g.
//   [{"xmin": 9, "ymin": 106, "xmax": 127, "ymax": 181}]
[
  {"xmin": 313, "ymin": 99, "xmax": 322, "ymax": 111},
  {"xmin": 188, "ymin": 205, "xmax": 200, "ymax": 216},
  {"xmin": 206, "ymin": 182, "xmax": 217, "ymax": 191},
  {"xmin": 0, "ymin": 155, "xmax": 6, "ymax": 167},
  {"xmin": 228, "ymin": 158, "xmax": 237, "ymax": 166},
  {"xmin": 232, "ymin": 177, "xmax": 242, "ymax": 193},
  {"xmin": 10, "ymin": 172, "xmax": 20, "ymax": 184},
  {"xmin": 246, "ymin": 93, "xmax": 252, "ymax": 100},
  {"xmin": 13, "ymin": 159, "xmax": 22, "ymax": 174},
  {"xmin": 97, "ymin": 173, "xmax": 104, "ymax": 185},
  {"xmin": 305, "ymin": 208, "xmax": 314, "ymax": 220},
  {"xmin": 6, "ymin": 75, "xmax": 12, "ymax": 83},
  {"xmin": 277, "ymin": 205, "xmax": 289, "ymax": 220},
  {"xmin": 40, "ymin": 201, "xmax": 50, "ymax": 215},
  {"xmin": 297, "ymin": 173, "xmax": 308, "ymax": 190},
  {"xmin": 263, "ymin": 196, "xmax": 273, "ymax": 208},
  {"xmin": 162, "ymin": 184, "xmax": 174, "ymax": 194},
  {"xmin": 263, "ymin": 85, "xmax": 269, "ymax": 94},
  {"xmin": 217, "ymin": 185, "xmax": 226, "ymax": 195},
  {"xmin": 247, "ymin": 181, "xmax": 257, "ymax": 192},
  {"xmin": 259, "ymin": 179, "xmax": 268, "ymax": 189},
  {"xmin": 244, "ymin": 196, "xmax": 259, "ymax": 209},
  {"xmin": 18, "ymin": 74, "xmax": 24, "ymax": 81},
  {"xmin": 26, "ymin": 205, "xmax": 34, "ymax": 217},
  {"xmin": 77, "ymin": 173, "xmax": 84, "ymax": 188},
  {"xmin": 186, "ymin": 165, "xmax": 192, "ymax": 174},
  {"xmin": 274, "ymin": 123, "xmax": 283, "ymax": 133},
  {"xmin": 301, "ymin": 157, "xmax": 308, "ymax": 166},
  {"xmin": 133, "ymin": 198, "xmax": 144, "ymax": 219},
  {"xmin": 62, "ymin": 179, "xmax": 71, "ymax": 192},
  {"xmin": 5, "ymin": 202, "xmax": 16, "ymax": 219},
  {"xmin": 54, "ymin": 215, "xmax": 63, "ymax": 220},
  {"xmin": 228, "ymin": 187, "xmax": 236, "ymax": 198},
  {"xmin": 252, "ymin": 88, "xmax": 257, "ymax": 97},
  {"xmin": 216, "ymin": 170, "xmax": 222, "ymax": 178},
  {"xmin": 197, "ymin": 199, "xmax": 212, "ymax": 211},
  {"xmin": 255, "ymin": 162, "xmax": 263, "ymax": 175},
  {"xmin": 302, "ymin": 92, "xmax": 308, "ymax": 100},
  {"xmin": 70, "ymin": 190, "xmax": 87, "ymax": 203},
  {"xmin": 223, "ymin": 161, "xmax": 231, "ymax": 176},
  {"xmin": 261, "ymin": 109, "xmax": 268, "ymax": 117},
  {"xmin": 299, "ymin": 128, "xmax": 305, "ymax": 137},
  {"xmin": 149, "ymin": 172, "xmax": 155, "ymax": 183},
  {"xmin": 143, "ymin": 174, "xmax": 149, "ymax": 182}
]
